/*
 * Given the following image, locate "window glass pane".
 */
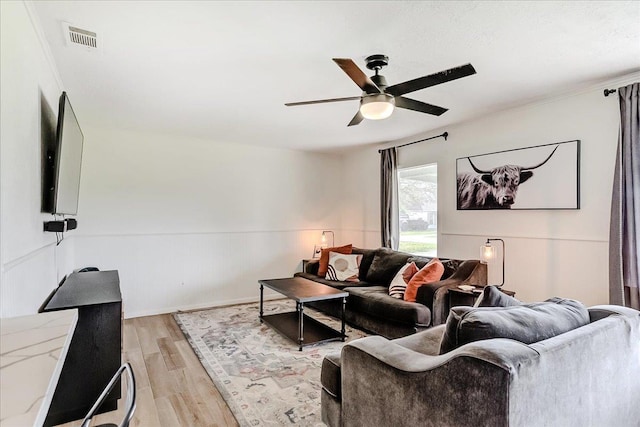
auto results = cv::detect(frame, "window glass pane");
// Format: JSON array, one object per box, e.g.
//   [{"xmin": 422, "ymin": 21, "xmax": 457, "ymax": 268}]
[{"xmin": 398, "ymin": 164, "xmax": 437, "ymax": 256}]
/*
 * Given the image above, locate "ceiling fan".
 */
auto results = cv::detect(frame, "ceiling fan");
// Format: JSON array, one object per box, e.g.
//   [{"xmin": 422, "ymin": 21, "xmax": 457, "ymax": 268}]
[{"xmin": 285, "ymin": 55, "xmax": 476, "ymax": 126}]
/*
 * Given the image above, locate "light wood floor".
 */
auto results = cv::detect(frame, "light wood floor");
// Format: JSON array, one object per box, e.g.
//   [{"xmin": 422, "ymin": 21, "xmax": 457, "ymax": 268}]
[{"xmin": 57, "ymin": 314, "xmax": 238, "ymax": 427}]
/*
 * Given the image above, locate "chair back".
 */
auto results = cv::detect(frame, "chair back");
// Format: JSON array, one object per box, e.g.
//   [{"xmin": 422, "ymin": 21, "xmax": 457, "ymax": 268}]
[{"xmin": 80, "ymin": 363, "xmax": 136, "ymax": 427}]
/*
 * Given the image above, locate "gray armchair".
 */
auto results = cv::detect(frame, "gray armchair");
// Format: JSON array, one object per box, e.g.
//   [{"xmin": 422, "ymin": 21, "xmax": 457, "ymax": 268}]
[{"xmin": 322, "ymin": 305, "xmax": 640, "ymax": 427}]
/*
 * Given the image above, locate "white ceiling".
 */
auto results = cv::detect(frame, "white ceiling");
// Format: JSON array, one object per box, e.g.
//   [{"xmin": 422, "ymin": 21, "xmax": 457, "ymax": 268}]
[{"xmin": 32, "ymin": 1, "xmax": 640, "ymax": 152}]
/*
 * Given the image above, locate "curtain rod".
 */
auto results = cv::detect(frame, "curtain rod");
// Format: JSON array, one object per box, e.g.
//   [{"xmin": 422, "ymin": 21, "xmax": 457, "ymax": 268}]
[
  {"xmin": 604, "ymin": 89, "xmax": 617, "ymax": 97},
  {"xmin": 378, "ymin": 131, "xmax": 448, "ymax": 153}
]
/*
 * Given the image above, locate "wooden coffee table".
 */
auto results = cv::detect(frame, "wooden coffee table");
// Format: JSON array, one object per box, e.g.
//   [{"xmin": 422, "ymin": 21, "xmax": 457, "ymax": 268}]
[{"xmin": 259, "ymin": 277, "xmax": 348, "ymax": 351}]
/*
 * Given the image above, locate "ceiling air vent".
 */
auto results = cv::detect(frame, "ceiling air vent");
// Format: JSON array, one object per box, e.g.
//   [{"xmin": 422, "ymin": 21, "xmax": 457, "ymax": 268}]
[{"xmin": 62, "ymin": 22, "xmax": 100, "ymax": 51}]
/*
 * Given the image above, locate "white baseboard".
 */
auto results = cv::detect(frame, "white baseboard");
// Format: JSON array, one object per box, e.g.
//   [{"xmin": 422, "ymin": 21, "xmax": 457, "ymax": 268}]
[{"xmin": 123, "ymin": 293, "xmax": 283, "ymax": 319}]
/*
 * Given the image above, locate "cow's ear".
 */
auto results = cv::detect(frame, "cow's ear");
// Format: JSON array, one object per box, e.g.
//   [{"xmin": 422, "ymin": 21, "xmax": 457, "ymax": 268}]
[
  {"xmin": 520, "ymin": 171, "xmax": 533, "ymax": 183},
  {"xmin": 481, "ymin": 174, "xmax": 493, "ymax": 185}
]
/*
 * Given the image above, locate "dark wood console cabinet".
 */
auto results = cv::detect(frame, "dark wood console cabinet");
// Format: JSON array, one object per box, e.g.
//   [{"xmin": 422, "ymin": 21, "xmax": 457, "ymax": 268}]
[{"xmin": 39, "ymin": 270, "xmax": 122, "ymax": 426}]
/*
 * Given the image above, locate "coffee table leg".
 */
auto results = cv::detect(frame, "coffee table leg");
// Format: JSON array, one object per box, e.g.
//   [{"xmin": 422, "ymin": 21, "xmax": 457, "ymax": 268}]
[
  {"xmin": 341, "ymin": 297, "xmax": 346, "ymax": 341},
  {"xmin": 259, "ymin": 284, "xmax": 264, "ymax": 323},
  {"xmin": 298, "ymin": 302, "xmax": 304, "ymax": 351}
]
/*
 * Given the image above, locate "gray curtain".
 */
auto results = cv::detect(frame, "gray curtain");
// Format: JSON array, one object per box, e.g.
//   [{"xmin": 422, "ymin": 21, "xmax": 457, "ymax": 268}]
[
  {"xmin": 380, "ymin": 147, "xmax": 399, "ymax": 249},
  {"xmin": 609, "ymin": 82, "xmax": 639, "ymax": 309}
]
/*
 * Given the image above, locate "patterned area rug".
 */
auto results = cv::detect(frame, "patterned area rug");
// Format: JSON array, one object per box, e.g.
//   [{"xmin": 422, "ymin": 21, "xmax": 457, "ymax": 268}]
[{"xmin": 174, "ymin": 300, "xmax": 367, "ymax": 426}]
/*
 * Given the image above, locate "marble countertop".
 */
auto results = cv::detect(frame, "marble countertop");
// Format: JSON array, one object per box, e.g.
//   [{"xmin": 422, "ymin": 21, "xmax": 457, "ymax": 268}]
[{"xmin": 1, "ymin": 310, "xmax": 77, "ymax": 427}]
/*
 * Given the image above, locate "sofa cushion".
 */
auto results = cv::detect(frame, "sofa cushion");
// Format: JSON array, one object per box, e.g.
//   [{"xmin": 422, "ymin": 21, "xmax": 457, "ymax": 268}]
[
  {"xmin": 477, "ymin": 285, "xmax": 521, "ymax": 307},
  {"xmin": 439, "ymin": 298, "xmax": 590, "ymax": 354},
  {"xmin": 318, "ymin": 244, "xmax": 352, "ymax": 277},
  {"xmin": 365, "ymin": 248, "xmax": 412, "ymax": 285},
  {"xmin": 321, "ymin": 352, "xmax": 342, "ymax": 398},
  {"xmin": 404, "ymin": 258, "xmax": 445, "ymax": 302},
  {"xmin": 345, "ymin": 286, "xmax": 431, "ymax": 326}
]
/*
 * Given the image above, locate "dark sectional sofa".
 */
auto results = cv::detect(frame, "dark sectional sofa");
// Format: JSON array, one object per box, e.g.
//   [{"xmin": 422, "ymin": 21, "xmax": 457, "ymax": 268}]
[{"xmin": 294, "ymin": 247, "xmax": 487, "ymax": 338}]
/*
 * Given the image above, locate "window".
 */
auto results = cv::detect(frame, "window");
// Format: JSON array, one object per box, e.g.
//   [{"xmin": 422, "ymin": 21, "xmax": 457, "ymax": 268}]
[{"xmin": 398, "ymin": 164, "xmax": 437, "ymax": 256}]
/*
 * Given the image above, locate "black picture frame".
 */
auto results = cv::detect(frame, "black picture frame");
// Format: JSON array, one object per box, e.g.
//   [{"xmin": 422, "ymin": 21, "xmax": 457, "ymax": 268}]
[{"xmin": 456, "ymin": 140, "xmax": 580, "ymax": 210}]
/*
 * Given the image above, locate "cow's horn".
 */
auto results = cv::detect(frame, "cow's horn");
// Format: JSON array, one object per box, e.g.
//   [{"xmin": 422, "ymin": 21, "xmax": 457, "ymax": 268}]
[
  {"xmin": 521, "ymin": 145, "xmax": 560, "ymax": 171},
  {"xmin": 467, "ymin": 157, "xmax": 491, "ymax": 174}
]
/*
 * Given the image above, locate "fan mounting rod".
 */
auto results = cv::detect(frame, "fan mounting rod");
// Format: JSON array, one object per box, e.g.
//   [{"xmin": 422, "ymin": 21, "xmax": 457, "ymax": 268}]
[{"xmin": 365, "ymin": 54, "xmax": 389, "ymax": 75}]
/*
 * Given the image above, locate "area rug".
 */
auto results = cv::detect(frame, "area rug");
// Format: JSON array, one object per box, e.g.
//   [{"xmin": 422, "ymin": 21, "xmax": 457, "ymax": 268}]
[{"xmin": 174, "ymin": 300, "xmax": 368, "ymax": 426}]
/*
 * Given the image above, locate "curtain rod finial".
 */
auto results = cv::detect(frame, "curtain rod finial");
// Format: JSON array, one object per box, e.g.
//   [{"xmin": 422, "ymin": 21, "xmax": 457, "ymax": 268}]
[{"xmin": 443, "ymin": 132, "xmax": 448, "ymax": 141}]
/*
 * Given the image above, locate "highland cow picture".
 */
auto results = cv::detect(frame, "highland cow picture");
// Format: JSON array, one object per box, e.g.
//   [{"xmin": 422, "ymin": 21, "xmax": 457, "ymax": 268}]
[{"xmin": 456, "ymin": 140, "xmax": 580, "ymax": 210}]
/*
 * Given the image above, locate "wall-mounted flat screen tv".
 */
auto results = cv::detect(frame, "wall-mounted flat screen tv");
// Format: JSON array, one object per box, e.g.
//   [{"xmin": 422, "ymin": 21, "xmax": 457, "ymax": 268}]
[{"xmin": 43, "ymin": 91, "xmax": 84, "ymax": 215}]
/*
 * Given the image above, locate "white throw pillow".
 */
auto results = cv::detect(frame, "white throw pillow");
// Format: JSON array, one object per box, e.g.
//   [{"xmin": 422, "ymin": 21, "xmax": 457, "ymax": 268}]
[
  {"xmin": 388, "ymin": 262, "xmax": 419, "ymax": 299},
  {"xmin": 326, "ymin": 252, "xmax": 362, "ymax": 282}
]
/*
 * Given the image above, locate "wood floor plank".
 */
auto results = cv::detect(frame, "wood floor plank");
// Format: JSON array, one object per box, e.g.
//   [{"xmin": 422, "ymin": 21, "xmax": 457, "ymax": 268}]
[
  {"xmin": 163, "ymin": 313, "xmax": 186, "ymax": 341},
  {"xmin": 167, "ymin": 367, "xmax": 224, "ymax": 426},
  {"xmin": 158, "ymin": 336, "xmax": 186, "ymax": 371},
  {"xmin": 154, "ymin": 395, "xmax": 182, "ymax": 427},
  {"xmin": 133, "ymin": 317, "xmax": 161, "ymax": 354},
  {"xmin": 175, "ymin": 338, "xmax": 206, "ymax": 370},
  {"xmin": 193, "ymin": 375, "xmax": 239, "ymax": 427},
  {"xmin": 125, "ymin": 348, "xmax": 151, "ymax": 390},
  {"xmin": 168, "ymin": 392, "xmax": 200, "ymax": 426},
  {"xmin": 123, "ymin": 319, "xmax": 141, "ymax": 352},
  {"xmin": 130, "ymin": 385, "xmax": 161, "ymax": 427},
  {"xmin": 144, "ymin": 352, "xmax": 176, "ymax": 399}
]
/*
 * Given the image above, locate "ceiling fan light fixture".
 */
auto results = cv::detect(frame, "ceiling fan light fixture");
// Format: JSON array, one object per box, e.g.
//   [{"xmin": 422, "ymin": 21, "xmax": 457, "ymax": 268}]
[{"xmin": 360, "ymin": 94, "xmax": 395, "ymax": 120}]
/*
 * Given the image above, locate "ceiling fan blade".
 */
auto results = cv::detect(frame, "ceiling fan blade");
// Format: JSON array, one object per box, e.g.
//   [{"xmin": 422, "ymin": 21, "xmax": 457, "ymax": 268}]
[
  {"xmin": 385, "ymin": 63, "xmax": 476, "ymax": 96},
  {"xmin": 333, "ymin": 58, "xmax": 382, "ymax": 94},
  {"xmin": 285, "ymin": 96, "xmax": 361, "ymax": 107},
  {"xmin": 347, "ymin": 110, "xmax": 364, "ymax": 126},
  {"xmin": 395, "ymin": 96, "xmax": 448, "ymax": 116}
]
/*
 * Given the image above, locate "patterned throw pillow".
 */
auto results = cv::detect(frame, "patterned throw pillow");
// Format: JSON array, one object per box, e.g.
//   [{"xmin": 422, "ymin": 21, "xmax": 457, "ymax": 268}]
[
  {"xmin": 318, "ymin": 244, "xmax": 353, "ymax": 278},
  {"xmin": 326, "ymin": 252, "xmax": 363, "ymax": 282},
  {"xmin": 388, "ymin": 262, "xmax": 419, "ymax": 299},
  {"xmin": 403, "ymin": 258, "xmax": 445, "ymax": 302}
]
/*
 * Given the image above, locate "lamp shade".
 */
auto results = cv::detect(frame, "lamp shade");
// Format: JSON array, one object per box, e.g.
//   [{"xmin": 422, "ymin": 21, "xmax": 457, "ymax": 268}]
[
  {"xmin": 480, "ymin": 243, "xmax": 496, "ymax": 263},
  {"xmin": 360, "ymin": 94, "xmax": 395, "ymax": 120},
  {"xmin": 321, "ymin": 230, "xmax": 335, "ymax": 247},
  {"xmin": 480, "ymin": 238, "xmax": 505, "ymax": 287}
]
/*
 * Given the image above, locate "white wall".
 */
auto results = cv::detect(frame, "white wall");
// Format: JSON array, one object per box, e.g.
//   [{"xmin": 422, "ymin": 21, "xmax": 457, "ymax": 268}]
[
  {"xmin": 0, "ymin": 1, "xmax": 74, "ymax": 317},
  {"xmin": 73, "ymin": 126, "xmax": 343, "ymax": 317},
  {"xmin": 339, "ymin": 74, "xmax": 640, "ymax": 306},
  {"xmin": 2, "ymin": 0, "xmax": 636, "ymax": 318}
]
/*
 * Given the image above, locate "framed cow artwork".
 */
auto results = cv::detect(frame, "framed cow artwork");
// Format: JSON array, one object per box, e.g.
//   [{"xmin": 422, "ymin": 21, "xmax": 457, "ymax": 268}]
[{"xmin": 456, "ymin": 140, "xmax": 580, "ymax": 210}]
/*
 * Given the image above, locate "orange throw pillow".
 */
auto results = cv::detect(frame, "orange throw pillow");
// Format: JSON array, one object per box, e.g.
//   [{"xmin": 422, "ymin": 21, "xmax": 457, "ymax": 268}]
[
  {"xmin": 404, "ymin": 258, "xmax": 445, "ymax": 302},
  {"xmin": 318, "ymin": 244, "xmax": 353, "ymax": 278}
]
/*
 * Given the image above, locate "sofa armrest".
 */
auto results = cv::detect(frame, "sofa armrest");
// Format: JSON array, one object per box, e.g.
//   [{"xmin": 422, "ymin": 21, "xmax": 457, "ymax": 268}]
[
  {"xmin": 415, "ymin": 260, "xmax": 488, "ymax": 326},
  {"xmin": 340, "ymin": 336, "xmax": 535, "ymax": 427},
  {"xmin": 448, "ymin": 259, "xmax": 487, "ymax": 284},
  {"xmin": 588, "ymin": 304, "xmax": 640, "ymax": 322}
]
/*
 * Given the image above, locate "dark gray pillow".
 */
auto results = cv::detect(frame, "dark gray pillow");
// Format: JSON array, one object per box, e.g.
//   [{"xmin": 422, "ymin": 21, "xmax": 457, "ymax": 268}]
[
  {"xmin": 365, "ymin": 248, "xmax": 411, "ymax": 285},
  {"xmin": 406, "ymin": 256, "xmax": 462, "ymax": 280},
  {"xmin": 407, "ymin": 255, "xmax": 432, "ymax": 269},
  {"xmin": 352, "ymin": 247, "xmax": 377, "ymax": 281},
  {"xmin": 477, "ymin": 285, "xmax": 521, "ymax": 307},
  {"xmin": 441, "ymin": 259, "xmax": 462, "ymax": 279},
  {"xmin": 439, "ymin": 298, "xmax": 590, "ymax": 354}
]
